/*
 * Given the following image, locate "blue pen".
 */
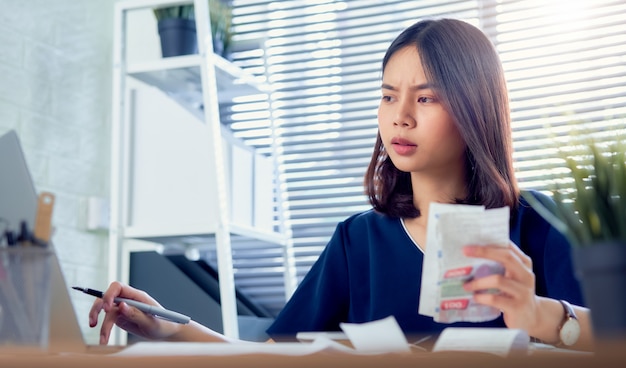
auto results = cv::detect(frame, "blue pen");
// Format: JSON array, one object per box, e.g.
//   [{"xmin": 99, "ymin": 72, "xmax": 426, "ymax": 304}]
[{"xmin": 72, "ymin": 286, "xmax": 190, "ymax": 325}]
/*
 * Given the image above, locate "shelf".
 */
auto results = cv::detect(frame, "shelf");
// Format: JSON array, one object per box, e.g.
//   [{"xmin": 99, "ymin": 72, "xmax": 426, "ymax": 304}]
[
  {"xmin": 229, "ymin": 223, "xmax": 287, "ymax": 245},
  {"xmin": 124, "ymin": 223, "xmax": 217, "ymax": 241},
  {"xmin": 123, "ymin": 224, "xmax": 286, "ymax": 246},
  {"xmin": 111, "ymin": 0, "xmax": 285, "ymax": 341},
  {"xmin": 127, "ymin": 54, "xmax": 268, "ymax": 120}
]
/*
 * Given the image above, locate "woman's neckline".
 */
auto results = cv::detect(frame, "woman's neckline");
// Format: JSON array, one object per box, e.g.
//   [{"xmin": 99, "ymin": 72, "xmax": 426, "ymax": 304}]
[{"xmin": 399, "ymin": 217, "xmax": 424, "ymax": 254}]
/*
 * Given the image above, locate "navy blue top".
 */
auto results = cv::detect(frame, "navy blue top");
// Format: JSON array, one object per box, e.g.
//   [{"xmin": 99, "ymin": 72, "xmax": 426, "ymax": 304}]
[{"xmin": 266, "ymin": 192, "xmax": 584, "ymax": 341}]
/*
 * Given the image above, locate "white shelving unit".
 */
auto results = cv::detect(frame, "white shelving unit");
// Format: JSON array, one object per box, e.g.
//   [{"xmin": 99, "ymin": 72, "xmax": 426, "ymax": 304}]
[{"xmin": 109, "ymin": 0, "xmax": 286, "ymax": 344}]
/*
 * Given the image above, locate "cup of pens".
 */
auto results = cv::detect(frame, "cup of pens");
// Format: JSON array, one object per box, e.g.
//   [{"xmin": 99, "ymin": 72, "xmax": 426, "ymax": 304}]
[{"xmin": 0, "ymin": 246, "xmax": 53, "ymax": 351}]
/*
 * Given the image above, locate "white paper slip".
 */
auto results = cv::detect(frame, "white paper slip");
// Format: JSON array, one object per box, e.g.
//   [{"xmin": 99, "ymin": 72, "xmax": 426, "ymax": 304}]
[
  {"xmin": 434, "ymin": 206, "xmax": 509, "ymax": 323},
  {"xmin": 433, "ymin": 328, "xmax": 530, "ymax": 357},
  {"xmin": 339, "ymin": 316, "xmax": 411, "ymax": 353},
  {"xmin": 418, "ymin": 203, "xmax": 511, "ymax": 323},
  {"xmin": 114, "ymin": 338, "xmax": 355, "ymax": 357},
  {"xmin": 296, "ymin": 331, "xmax": 348, "ymax": 342},
  {"xmin": 418, "ymin": 203, "xmax": 485, "ymax": 318}
]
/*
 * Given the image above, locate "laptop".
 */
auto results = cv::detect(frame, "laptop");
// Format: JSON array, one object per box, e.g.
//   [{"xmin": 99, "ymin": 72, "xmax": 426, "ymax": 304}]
[{"xmin": 0, "ymin": 130, "xmax": 113, "ymax": 353}]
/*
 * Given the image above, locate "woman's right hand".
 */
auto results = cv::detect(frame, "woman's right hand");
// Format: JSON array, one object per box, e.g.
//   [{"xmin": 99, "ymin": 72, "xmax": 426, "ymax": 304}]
[{"xmin": 88, "ymin": 281, "xmax": 183, "ymax": 345}]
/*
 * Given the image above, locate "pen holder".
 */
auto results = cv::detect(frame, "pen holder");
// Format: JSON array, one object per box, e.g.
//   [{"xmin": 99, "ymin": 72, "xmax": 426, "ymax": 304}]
[{"xmin": 0, "ymin": 246, "xmax": 53, "ymax": 351}]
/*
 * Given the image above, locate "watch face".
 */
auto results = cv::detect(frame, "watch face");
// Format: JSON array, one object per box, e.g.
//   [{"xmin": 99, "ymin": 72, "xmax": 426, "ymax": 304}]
[{"xmin": 560, "ymin": 318, "xmax": 581, "ymax": 346}]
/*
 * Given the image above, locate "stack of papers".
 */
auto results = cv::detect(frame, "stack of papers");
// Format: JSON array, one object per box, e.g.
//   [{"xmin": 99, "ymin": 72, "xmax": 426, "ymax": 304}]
[
  {"xmin": 114, "ymin": 316, "xmax": 529, "ymax": 357},
  {"xmin": 116, "ymin": 316, "xmax": 410, "ymax": 357}
]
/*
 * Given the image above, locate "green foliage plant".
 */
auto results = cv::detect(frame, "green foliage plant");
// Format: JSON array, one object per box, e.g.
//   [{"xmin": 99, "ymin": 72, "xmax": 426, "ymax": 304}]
[
  {"xmin": 153, "ymin": 5, "xmax": 195, "ymax": 21},
  {"xmin": 152, "ymin": 1, "xmax": 233, "ymax": 55},
  {"xmin": 522, "ymin": 137, "xmax": 626, "ymax": 248}
]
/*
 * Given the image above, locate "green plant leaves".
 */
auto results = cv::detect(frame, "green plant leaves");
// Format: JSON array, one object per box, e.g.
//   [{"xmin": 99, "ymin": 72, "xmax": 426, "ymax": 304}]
[
  {"xmin": 153, "ymin": 5, "xmax": 195, "ymax": 21},
  {"xmin": 524, "ymin": 140, "xmax": 626, "ymax": 247}
]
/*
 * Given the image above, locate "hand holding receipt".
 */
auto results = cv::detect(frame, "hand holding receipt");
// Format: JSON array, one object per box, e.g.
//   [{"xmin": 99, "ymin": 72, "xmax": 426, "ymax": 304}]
[{"xmin": 72, "ymin": 286, "xmax": 190, "ymax": 325}]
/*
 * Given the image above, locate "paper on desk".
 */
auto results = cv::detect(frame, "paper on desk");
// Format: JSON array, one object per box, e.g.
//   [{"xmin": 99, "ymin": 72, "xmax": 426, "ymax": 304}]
[
  {"xmin": 116, "ymin": 316, "xmax": 413, "ymax": 357},
  {"xmin": 433, "ymin": 327, "xmax": 529, "ymax": 357},
  {"xmin": 340, "ymin": 316, "xmax": 411, "ymax": 353},
  {"xmin": 114, "ymin": 337, "xmax": 355, "ymax": 357},
  {"xmin": 418, "ymin": 203, "xmax": 510, "ymax": 323}
]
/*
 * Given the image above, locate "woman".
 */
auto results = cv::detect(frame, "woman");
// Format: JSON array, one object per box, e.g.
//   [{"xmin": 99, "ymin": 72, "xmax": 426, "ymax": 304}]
[{"xmin": 90, "ymin": 18, "xmax": 594, "ymax": 351}]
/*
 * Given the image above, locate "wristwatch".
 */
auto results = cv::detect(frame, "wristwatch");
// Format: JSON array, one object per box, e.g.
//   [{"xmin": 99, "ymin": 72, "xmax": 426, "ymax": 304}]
[{"xmin": 557, "ymin": 299, "xmax": 580, "ymax": 346}]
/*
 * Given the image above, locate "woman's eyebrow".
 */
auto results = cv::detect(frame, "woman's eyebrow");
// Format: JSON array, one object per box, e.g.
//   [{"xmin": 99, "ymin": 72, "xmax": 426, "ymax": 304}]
[{"xmin": 381, "ymin": 83, "xmax": 435, "ymax": 91}]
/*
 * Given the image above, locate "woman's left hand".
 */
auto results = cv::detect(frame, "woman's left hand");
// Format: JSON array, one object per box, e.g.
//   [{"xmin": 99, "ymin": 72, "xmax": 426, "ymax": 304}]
[{"xmin": 462, "ymin": 242, "xmax": 541, "ymax": 333}]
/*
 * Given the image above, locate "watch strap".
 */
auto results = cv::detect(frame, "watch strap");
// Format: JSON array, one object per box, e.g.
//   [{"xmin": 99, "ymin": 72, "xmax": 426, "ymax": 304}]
[
  {"xmin": 559, "ymin": 299, "xmax": 577, "ymax": 321},
  {"xmin": 557, "ymin": 299, "xmax": 579, "ymax": 346}
]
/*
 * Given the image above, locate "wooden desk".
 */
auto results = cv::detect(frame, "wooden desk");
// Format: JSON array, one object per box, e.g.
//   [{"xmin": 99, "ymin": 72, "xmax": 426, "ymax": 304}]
[{"xmin": 0, "ymin": 340, "xmax": 622, "ymax": 368}]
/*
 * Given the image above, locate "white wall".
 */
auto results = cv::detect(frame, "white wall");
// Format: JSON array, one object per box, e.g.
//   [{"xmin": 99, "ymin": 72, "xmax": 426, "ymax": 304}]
[{"xmin": 0, "ymin": 0, "xmax": 115, "ymax": 344}]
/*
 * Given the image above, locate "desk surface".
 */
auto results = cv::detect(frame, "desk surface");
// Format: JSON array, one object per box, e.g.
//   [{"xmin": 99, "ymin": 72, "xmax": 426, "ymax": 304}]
[{"xmin": 0, "ymin": 342, "xmax": 623, "ymax": 368}]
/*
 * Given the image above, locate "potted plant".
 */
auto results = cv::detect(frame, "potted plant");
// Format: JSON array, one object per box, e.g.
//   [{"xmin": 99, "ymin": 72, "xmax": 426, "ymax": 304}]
[
  {"xmin": 522, "ymin": 137, "xmax": 626, "ymax": 341},
  {"xmin": 153, "ymin": 1, "xmax": 233, "ymax": 58},
  {"xmin": 154, "ymin": 4, "xmax": 197, "ymax": 57}
]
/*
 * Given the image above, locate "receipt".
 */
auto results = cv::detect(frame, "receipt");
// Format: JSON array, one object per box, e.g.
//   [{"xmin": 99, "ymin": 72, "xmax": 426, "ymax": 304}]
[
  {"xmin": 339, "ymin": 316, "xmax": 411, "ymax": 353},
  {"xmin": 418, "ymin": 203, "xmax": 510, "ymax": 323},
  {"xmin": 433, "ymin": 327, "xmax": 530, "ymax": 356}
]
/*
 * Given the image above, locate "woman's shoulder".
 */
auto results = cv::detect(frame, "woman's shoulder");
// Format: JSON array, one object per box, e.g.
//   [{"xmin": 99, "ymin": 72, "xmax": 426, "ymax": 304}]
[
  {"xmin": 331, "ymin": 209, "xmax": 410, "ymax": 253},
  {"xmin": 332, "ymin": 210, "xmax": 403, "ymax": 244},
  {"xmin": 340, "ymin": 209, "xmax": 399, "ymax": 229},
  {"xmin": 519, "ymin": 189, "xmax": 554, "ymax": 205},
  {"xmin": 515, "ymin": 189, "xmax": 556, "ymax": 224},
  {"xmin": 513, "ymin": 189, "xmax": 570, "ymax": 248}
]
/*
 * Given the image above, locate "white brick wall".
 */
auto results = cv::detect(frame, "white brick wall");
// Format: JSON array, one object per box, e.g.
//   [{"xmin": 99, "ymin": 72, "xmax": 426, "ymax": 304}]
[{"xmin": 0, "ymin": 0, "xmax": 115, "ymax": 344}]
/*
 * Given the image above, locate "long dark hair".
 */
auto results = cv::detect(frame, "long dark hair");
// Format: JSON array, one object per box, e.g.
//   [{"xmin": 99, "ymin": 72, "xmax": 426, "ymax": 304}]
[{"xmin": 364, "ymin": 18, "xmax": 518, "ymax": 218}]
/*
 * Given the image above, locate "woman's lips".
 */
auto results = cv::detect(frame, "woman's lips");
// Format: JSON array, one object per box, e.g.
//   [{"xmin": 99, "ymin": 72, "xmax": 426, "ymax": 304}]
[{"xmin": 391, "ymin": 137, "xmax": 417, "ymax": 156}]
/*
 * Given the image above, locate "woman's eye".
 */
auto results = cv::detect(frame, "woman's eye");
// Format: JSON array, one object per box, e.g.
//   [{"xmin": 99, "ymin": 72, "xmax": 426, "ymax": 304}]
[
  {"xmin": 417, "ymin": 96, "xmax": 435, "ymax": 103},
  {"xmin": 381, "ymin": 95, "xmax": 394, "ymax": 102}
]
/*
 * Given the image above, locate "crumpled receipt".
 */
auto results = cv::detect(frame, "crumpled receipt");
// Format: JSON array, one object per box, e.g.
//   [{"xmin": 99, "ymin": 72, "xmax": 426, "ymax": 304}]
[{"xmin": 418, "ymin": 203, "xmax": 510, "ymax": 323}]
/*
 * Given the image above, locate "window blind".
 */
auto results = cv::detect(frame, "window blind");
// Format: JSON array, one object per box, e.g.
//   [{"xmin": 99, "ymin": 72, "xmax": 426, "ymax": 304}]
[
  {"xmin": 481, "ymin": 0, "xmax": 626, "ymax": 192},
  {"xmin": 204, "ymin": 0, "xmax": 626, "ymax": 317}
]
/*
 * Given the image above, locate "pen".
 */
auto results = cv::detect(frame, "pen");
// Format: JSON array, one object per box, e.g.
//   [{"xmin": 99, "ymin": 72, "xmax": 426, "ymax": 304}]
[{"xmin": 72, "ymin": 286, "xmax": 191, "ymax": 325}]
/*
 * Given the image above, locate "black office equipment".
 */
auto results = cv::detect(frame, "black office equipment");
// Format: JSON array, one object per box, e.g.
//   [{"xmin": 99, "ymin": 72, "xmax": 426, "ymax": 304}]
[
  {"xmin": 167, "ymin": 254, "xmax": 274, "ymax": 318},
  {"xmin": 129, "ymin": 251, "xmax": 274, "ymax": 342}
]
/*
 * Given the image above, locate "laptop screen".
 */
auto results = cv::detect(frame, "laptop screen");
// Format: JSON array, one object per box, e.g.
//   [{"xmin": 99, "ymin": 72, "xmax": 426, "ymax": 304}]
[
  {"xmin": 0, "ymin": 130, "xmax": 38, "ymax": 235},
  {"xmin": 0, "ymin": 130, "xmax": 87, "ymax": 352}
]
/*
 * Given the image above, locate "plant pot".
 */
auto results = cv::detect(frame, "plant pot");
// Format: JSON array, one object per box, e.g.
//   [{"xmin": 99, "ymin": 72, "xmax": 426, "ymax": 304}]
[
  {"xmin": 157, "ymin": 18, "xmax": 198, "ymax": 57},
  {"xmin": 573, "ymin": 242, "xmax": 626, "ymax": 341}
]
